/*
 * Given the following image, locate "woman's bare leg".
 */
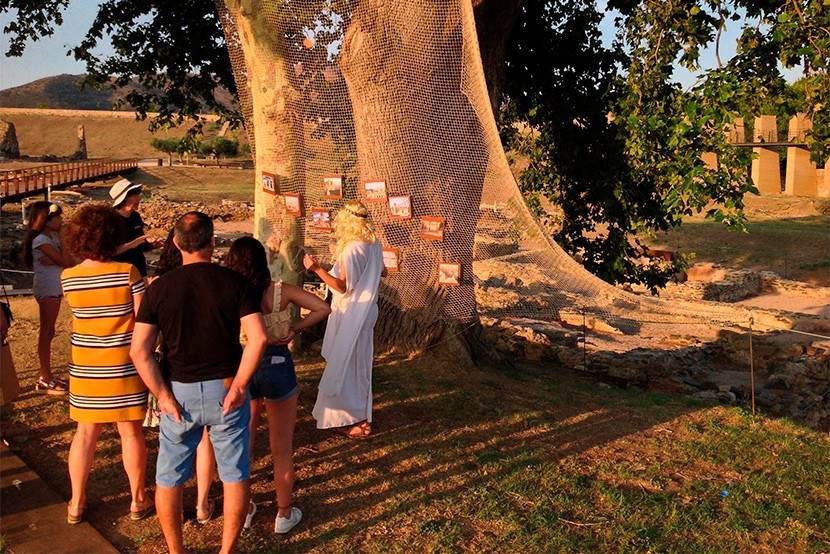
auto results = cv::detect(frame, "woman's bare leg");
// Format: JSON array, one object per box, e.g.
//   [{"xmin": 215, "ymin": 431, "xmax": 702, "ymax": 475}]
[
  {"xmin": 116, "ymin": 420, "xmax": 148, "ymax": 506},
  {"xmin": 68, "ymin": 422, "xmax": 103, "ymax": 511},
  {"xmin": 36, "ymin": 297, "xmax": 61, "ymax": 382},
  {"xmin": 195, "ymin": 428, "xmax": 215, "ymax": 518},
  {"xmin": 265, "ymin": 392, "xmax": 298, "ymax": 517}
]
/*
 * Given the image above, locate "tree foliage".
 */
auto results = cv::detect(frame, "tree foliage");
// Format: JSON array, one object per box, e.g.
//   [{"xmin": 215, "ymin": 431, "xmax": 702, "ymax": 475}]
[
  {"xmin": 498, "ymin": 0, "xmax": 828, "ymax": 289},
  {"xmin": 198, "ymin": 136, "xmax": 238, "ymax": 159},
  {"xmin": 149, "ymin": 137, "xmax": 179, "ymax": 165},
  {"xmin": 1, "ymin": 0, "xmax": 237, "ymax": 134}
]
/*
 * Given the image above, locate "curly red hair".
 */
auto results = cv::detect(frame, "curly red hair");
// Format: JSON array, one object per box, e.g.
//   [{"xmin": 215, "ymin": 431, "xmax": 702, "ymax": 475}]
[{"xmin": 65, "ymin": 203, "xmax": 123, "ymax": 261}]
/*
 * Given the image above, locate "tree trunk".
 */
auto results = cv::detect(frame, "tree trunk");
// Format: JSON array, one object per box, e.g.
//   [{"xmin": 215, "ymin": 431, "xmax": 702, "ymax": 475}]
[
  {"xmin": 473, "ymin": 0, "xmax": 527, "ymax": 115},
  {"xmin": 217, "ymin": 0, "xmax": 518, "ymax": 364},
  {"xmin": 220, "ymin": 1, "xmax": 306, "ymax": 295},
  {"xmin": 339, "ymin": 1, "xmax": 489, "ymax": 359}
]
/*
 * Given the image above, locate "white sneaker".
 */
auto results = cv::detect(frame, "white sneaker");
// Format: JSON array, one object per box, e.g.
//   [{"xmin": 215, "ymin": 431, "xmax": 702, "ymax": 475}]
[
  {"xmin": 243, "ymin": 500, "xmax": 257, "ymax": 529},
  {"xmin": 274, "ymin": 506, "xmax": 302, "ymax": 534}
]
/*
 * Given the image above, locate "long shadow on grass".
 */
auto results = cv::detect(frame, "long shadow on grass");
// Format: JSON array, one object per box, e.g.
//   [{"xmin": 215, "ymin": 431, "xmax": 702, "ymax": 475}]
[
  {"xmin": 2, "ymin": 375, "xmax": 166, "ymax": 552},
  {"xmin": 234, "ymin": 351, "xmax": 704, "ymax": 553}
]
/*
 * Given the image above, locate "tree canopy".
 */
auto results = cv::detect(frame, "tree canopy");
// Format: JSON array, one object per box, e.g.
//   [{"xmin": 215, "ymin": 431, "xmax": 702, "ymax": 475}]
[{"xmin": 2, "ymin": 0, "xmax": 827, "ymax": 289}]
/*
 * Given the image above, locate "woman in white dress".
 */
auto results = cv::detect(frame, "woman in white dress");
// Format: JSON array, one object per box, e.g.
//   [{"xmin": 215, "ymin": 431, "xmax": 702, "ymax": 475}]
[{"xmin": 303, "ymin": 200, "xmax": 386, "ymax": 437}]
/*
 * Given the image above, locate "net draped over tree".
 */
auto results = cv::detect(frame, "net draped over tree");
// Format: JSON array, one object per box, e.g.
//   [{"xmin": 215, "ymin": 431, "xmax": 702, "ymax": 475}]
[{"xmin": 214, "ymin": 0, "xmax": 763, "ymax": 356}]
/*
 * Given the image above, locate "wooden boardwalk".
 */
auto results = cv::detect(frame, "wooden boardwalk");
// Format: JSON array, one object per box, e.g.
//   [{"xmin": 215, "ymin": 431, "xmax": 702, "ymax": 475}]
[{"xmin": 0, "ymin": 159, "xmax": 137, "ymax": 202}]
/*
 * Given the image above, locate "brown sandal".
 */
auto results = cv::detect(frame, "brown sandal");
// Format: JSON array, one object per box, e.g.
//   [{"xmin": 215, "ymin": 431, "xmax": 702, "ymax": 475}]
[
  {"xmin": 130, "ymin": 499, "xmax": 155, "ymax": 521},
  {"xmin": 196, "ymin": 499, "xmax": 215, "ymax": 525},
  {"xmin": 67, "ymin": 502, "xmax": 85, "ymax": 525},
  {"xmin": 333, "ymin": 421, "xmax": 371, "ymax": 438}
]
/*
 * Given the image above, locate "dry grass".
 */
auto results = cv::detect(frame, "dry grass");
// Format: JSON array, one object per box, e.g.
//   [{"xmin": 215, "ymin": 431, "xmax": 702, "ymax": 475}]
[
  {"xmin": 0, "ymin": 108, "xmax": 247, "ymax": 160},
  {"xmin": 647, "ymin": 195, "xmax": 830, "ymax": 286}
]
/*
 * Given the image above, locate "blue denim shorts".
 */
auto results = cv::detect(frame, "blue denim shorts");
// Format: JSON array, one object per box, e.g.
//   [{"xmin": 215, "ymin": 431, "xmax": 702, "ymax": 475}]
[
  {"xmin": 156, "ymin": 378, "xmax": 251, "ymax": 488},
  {"xmin": 249, "ymin": 345, "xmax": 299, "ymax": 403}
]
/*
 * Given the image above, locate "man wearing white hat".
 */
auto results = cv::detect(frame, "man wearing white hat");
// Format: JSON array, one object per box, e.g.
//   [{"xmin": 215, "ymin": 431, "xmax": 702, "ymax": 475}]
[{"xmin": 110, "ymin": 178, "xmax": 161, "ymax": 278}]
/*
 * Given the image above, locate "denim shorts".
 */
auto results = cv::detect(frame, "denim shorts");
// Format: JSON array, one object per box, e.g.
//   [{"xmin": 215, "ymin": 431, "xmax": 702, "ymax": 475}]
[
  {"xmin": 249, "ymin": 345, "xmax": 299, "ymax": 402},
  {"xmin": 156, "ymin": 378, "xmax": 251, "ymax": 488}
]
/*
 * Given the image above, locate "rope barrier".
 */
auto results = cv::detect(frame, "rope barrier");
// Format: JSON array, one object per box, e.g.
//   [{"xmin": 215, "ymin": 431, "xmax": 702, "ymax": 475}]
[
  {"xmin": 750, "ymin": 320, "xmax": 830, "ymax": 341},
  {"xmin": 585, "ymin": 313, "xmax": 830, "ymax": 341},
  {"xmin": 421, "ymin": 321, "xmax": 480, "ymax": 352},
  {"xmin": 792, "ymin": 385, "xmax": 830, "ymax": 418}
]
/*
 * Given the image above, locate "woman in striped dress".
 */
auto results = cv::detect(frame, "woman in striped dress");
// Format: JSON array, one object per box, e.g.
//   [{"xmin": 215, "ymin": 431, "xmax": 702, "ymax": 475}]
[{"xmin": 61, "ymin": 203, "xmax": 153, "ymax": 525}]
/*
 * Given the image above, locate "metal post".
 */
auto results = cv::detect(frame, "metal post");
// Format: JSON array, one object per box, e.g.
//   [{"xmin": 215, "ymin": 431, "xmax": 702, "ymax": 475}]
[
  {"xmin": 582, "ymin": 311, "xmax": 587, "ymax": 370},
  {"xmin": 749, "ymin": 317, "xmax": 755, "ymax": 415}
]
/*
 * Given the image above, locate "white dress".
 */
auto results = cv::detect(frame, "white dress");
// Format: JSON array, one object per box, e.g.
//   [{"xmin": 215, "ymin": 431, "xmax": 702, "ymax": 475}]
[{"xmin": 313, "ymin": 238, "xmax": 384, "ymax": 428}]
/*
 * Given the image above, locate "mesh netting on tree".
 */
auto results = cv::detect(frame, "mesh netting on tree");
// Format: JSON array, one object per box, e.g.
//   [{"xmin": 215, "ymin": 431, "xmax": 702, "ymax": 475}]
[{"xmin": 214, "ymin": 0, "xmax": 760, "ymax": 337}]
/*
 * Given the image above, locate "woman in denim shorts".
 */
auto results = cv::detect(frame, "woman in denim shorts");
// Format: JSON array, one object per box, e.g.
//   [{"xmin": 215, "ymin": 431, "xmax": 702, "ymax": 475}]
[{"xmin": 225, "ymin": 237, "xmax": 330, "ymax": 534}]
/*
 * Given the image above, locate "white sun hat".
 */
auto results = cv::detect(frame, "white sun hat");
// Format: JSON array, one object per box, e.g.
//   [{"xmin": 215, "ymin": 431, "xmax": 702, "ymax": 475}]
[{"xmin": 109, "ymin": 178, "xmax": 142, "ymax": 206}]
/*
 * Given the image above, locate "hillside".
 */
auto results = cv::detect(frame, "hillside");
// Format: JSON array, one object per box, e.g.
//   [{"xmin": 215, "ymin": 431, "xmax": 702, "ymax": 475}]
[
  {"xmin": 0, "ymin": 108, "xmax": 249, "ymax": 159},
  {"xmin": 0, "ymin": 73, "xmax": 235, "ymax": 111},
  {"xmin": 0, "ymin": 74, "xmax": 131, "ymax": 111}
]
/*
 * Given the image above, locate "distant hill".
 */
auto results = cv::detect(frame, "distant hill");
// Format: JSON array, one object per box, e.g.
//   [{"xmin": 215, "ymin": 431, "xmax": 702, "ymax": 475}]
[
  {"xmin": 0, "ymin": 74, "xmax": 131, "ymax": 110},
  {"xmin": 0, "ymin": 74, "xmax": 236, "ymax": 111}
]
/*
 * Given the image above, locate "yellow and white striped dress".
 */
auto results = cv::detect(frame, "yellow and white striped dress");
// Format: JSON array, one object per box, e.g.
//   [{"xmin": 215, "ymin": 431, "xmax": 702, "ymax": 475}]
[{"xmin": 61, "ymin": 262, "xmax": 148, "ymax": 423}]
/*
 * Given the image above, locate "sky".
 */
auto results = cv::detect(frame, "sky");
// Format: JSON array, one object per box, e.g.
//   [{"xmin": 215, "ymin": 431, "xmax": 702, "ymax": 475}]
[
  {"xmin": 0, "ymin": 2, "xmax": 102, "ymax": 89},
  {"xmin": 0, "ymin": 1, "xmax": 798, "ymax": 91}
]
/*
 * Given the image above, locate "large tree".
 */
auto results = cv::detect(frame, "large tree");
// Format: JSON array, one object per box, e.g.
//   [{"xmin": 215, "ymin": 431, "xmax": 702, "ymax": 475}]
[{"xmin": 2, "ymin": 0, "xmax": 827, "ymax": 356}]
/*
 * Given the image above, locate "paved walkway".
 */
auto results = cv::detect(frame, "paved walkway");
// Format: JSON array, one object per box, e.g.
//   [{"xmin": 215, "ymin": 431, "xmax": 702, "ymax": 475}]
[{"xmin": 0, "ymin": 441, "xmax": 118, "ymax": 553}]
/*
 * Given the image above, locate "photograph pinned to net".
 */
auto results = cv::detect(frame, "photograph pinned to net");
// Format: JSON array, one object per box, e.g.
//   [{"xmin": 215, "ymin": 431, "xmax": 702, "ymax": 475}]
[
  {"xmin": 312, "ymin": 208, "xmax": 332, "ymax": 231},
  {"xmin": 364, "ymin": 179, "xmax": 388, "ymax": 202},
  {"xmin": 388, "ymin": 195, "xmax": 411, "ymax": 219},
  {"xmin": 322, "ymin": 175, "xmax": 343, "ymax": 199},
  {"xmin": 437, "ymin": 262, "xmax": 461, "ymax": 286},
  {"xmin": 284, "ymin": 193, "xmax": 302, "ymax": 216},
  {"xmin": 382, "ymin": 247, "xmax": 400, "ymax": 272},
  {"xmin": 262, "ymin": 171, "xmax": 277, "ymax": 195},
  {"xmin": 419, "ymin": 216, "xmax": 445, "ymax": 241}
]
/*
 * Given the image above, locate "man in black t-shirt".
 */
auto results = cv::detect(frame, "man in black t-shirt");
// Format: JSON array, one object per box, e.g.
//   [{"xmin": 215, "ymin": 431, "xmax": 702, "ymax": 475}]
[{"xmin": 131, "ymin": 211, "xmax": 266, "ymax": 554}]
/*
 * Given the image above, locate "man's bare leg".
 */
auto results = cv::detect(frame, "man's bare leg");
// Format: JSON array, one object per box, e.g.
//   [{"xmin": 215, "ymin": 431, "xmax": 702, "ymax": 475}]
[
  {"xmin": 220, "ymin": 480, "xmax": 250, "ymax": 554},
  {"xmin": 157, "ymin": 485, "xmax": 185, "ymax": 554}
]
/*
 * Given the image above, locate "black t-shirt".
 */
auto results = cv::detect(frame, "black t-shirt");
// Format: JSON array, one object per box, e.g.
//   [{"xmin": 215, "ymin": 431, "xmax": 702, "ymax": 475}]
[
  {"xmin": 113, "ymin": 211, "xmax": 148, "ymax": 276},
  {"xmin": 136, "ymin": 263, "xmax": 262, "ymax": 383}
]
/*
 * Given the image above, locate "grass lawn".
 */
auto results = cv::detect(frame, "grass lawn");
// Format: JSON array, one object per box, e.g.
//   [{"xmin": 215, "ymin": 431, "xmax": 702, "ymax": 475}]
[
  {"xmin": 130, "ymin": 166, "xmax": 255, "ymax": 204},
  {"xmin": 2, "ymin": 295, "xmax": 829, "ymax": 553},
  {"xmin": 647, "ymin": 195, "xmax": 829, "ymax": 286}
]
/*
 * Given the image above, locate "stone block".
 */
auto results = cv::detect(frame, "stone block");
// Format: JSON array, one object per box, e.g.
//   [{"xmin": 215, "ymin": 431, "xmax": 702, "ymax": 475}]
[
  {"xmin": 784, "ymin": 147, "xmax": 817, "ymax": 196},
  {"xmin": 728, "ymin": 118, "xmax": 745, "ymax": 143},
  {"xmin": 751, "ymin": 115, "xmax": 781, "ymax": 194},
  {"xmin": 820, "ymin": 164, "xmax": 830, "ymax": 197},
  {"xmin": 701, "ymin": 152, "xmax": 718, "ymax": 169},
  {"xmin": 752, "ymin": 147, "xmax": 781, "ymax": 194},
  {"xmin": 788, "ymin": 113, "xmax": 811, "ymax": 142}
]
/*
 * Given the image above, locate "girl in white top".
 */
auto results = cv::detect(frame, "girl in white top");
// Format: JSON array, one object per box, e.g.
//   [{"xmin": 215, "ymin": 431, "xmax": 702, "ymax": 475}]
[
  {"xmin": 23, "ymin": 201, "xmax": 75, "ymax": 394},
  {"xmin": 226, "ymin": 236, "xmax": 331, "ymax": 534}
]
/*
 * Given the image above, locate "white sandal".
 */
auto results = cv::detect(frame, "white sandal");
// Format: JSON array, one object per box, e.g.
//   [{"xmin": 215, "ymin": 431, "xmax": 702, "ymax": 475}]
[{"xmin": 243, "ymin": 500, "xmax": 256, "ymax": 529}]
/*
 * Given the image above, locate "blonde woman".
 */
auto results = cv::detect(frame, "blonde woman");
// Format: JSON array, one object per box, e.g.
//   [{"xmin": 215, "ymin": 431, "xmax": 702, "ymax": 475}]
[{"xmin": 303, "ymin": 200, "xmax": 387, "ymax": 438}]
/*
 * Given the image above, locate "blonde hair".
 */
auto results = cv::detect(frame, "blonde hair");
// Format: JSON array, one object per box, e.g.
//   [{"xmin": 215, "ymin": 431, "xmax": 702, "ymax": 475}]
[{"xmin": 334, "ymin": 200, "xmax": 375, "ymax": 257}]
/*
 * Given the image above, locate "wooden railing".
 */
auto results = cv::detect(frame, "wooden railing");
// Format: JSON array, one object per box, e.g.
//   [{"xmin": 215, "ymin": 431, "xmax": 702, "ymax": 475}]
[{"xmin": 0, "ymin": 159, "xmax": 138, "ymax": 200}]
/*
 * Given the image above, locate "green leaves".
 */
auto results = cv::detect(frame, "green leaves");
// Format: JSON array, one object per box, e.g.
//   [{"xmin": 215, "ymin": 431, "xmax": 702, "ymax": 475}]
[
  {"xmin": 0, "ymin": 0, "xmax": 68, "ymax": 57},
  {"xmin": 499, "ymin": 0, "xmax": 820, "ymax": 290}
]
